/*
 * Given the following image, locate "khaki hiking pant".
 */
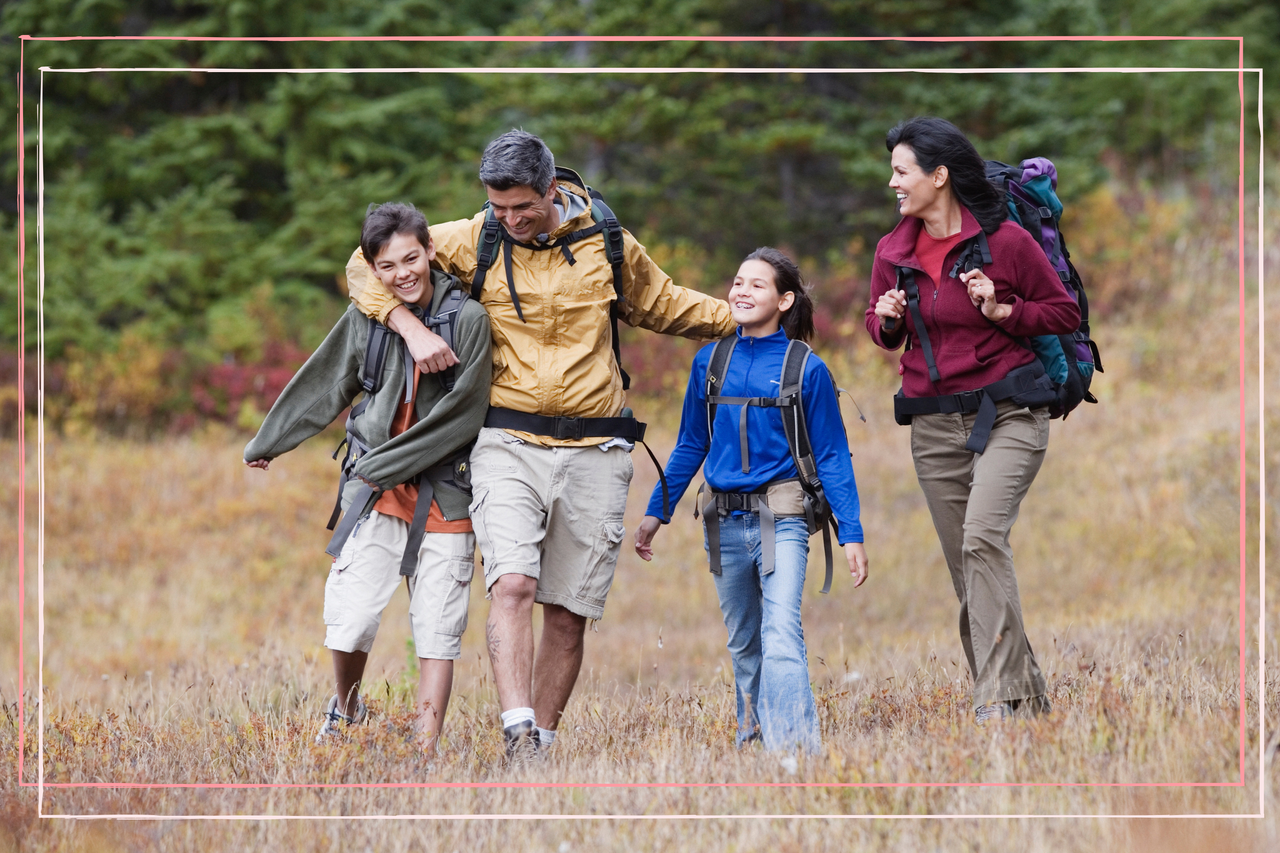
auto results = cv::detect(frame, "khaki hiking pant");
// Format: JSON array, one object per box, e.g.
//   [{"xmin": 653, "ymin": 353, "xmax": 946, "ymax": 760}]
[{"xmin": 910, "ymin": 399, "xmax": 1050, "ymax": 709}]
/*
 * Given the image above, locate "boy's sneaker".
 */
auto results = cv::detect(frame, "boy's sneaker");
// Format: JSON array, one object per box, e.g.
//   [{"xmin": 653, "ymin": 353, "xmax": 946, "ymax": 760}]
[
  {"xmin": 502, "ymin": 719, "xmax": 541, "ymax": 765},
  {"xmin": 315, "ymin": 694, "xmax": 368, "ymax": 743}
]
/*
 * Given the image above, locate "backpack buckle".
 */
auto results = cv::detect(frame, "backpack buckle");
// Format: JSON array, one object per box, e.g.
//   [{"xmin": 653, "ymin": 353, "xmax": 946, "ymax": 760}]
[
  {"xmin": 952, "ymin": 390, "xmax": 982, "ymax": 413},
  {"xmin": 551, "ymin": 416, "xmax": 585, "ymax": 440}
]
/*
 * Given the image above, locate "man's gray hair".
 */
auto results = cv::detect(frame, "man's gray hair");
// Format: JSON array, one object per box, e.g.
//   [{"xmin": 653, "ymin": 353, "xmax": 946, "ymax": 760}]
[{"xmin": 479, "ymin": 130, "xmax": 556, "ymax": 195}]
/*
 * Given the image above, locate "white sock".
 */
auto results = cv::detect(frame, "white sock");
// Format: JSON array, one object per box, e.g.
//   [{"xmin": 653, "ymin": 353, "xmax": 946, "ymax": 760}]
[
  {"xmin": 501, "ymin": 707, "xmax": 536, "ymax": 730},
  {"xmin": 536, "ymin": 727, "xmax": 556, "ymax": 746}
]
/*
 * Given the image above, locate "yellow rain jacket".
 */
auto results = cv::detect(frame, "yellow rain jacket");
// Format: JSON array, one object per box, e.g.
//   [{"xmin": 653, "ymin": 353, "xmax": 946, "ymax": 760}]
[{"xmin": 348, "ymin": 178, "xmax": 734, "ymax": 446}]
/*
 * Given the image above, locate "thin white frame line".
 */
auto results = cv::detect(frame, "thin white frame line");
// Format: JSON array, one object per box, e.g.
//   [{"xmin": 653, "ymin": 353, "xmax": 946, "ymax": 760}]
[
  {"xmin": 36, "ymin": 65, "xmax": 1255, "ymax": 74},
  {"xmin": 36, "ymin": 67, "xmax": 46, "ymax": 819},
  {"xmin": 24, "ymin": 56, "xmax": 1264, "ymax": 814}
]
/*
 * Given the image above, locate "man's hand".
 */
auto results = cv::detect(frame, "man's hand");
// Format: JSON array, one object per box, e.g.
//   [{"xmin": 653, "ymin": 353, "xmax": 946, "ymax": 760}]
[
  {"xmin": 386, "ymin": 304, "xmax": 459, "ymax": 374},
  {"xmin": 245, "ymin": 458, "xmax": 270, "ymax": 470},
  {"xmin": 844, "ymin": 542, "xmax": 869, "ymax": 588},
  {"xmin": 634, "ymin": 516, "xmax": 662, "ymax": 562}
]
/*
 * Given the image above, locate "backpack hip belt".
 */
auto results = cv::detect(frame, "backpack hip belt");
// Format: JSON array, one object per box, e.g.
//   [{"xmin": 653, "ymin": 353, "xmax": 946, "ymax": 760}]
[
  {"xmin": 694, "ymin": 478, "xmax": 835, "ymax": 595},
  {"xmin": 892, "ymin": 360, "xmax": 1056, "ymax": 454},
  {"xmin": 482, "ymin": 406, "xmax": 670, "ymax": 518}
]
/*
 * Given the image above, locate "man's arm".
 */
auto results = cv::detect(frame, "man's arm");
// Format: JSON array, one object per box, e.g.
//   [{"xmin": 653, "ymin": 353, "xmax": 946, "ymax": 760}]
[
  {"xmin": 346, "ymin": 247, "xmax": 459, "ymax": 374},
  {"xmin": 614, "ymin": 231, "xmax": 735, "ymax": 340}
]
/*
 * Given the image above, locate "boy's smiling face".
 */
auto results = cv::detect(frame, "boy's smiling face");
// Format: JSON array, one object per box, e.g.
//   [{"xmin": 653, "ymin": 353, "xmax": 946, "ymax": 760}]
[{"xmin": 369, "ymin": 232, "xmax": 436, "ymax": 306}]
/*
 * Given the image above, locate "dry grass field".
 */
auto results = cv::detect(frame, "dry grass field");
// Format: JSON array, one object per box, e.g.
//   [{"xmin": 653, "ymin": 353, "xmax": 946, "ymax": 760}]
[{"xmin": 0, "ymin": 209, "xmax": 1276, "ymax": 850}]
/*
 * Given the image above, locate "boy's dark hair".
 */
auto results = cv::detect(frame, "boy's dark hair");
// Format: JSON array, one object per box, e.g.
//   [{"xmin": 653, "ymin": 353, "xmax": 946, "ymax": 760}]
[
  {"xmin": 885, "ymin": 116, "xmax": 1008, "ymax": 235},
  {"xmin": 744, "ymin": 247, "xmax": 815, "ymax": 343},
  {"xmin": 479, "ymin": 130, "xmax": 556, "ymax": 195},
  {"xmin": 361, "ymin": 202, "xmax": 430, "ymax": 262}
]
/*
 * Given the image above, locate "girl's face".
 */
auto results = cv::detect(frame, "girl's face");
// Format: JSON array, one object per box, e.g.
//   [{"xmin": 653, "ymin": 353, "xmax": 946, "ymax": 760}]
[
  {"xmin": 889, "ymin": 143, "xmax": 947, "ymax": 219},
  {"xmin": 729, "ymin": 258, "xmax": 795, "ymax": 338}
]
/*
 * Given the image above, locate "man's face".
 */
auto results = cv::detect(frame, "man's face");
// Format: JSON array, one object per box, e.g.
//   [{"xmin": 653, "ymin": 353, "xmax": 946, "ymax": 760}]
[
  {"xmin": 486, "ymin": 180, "xmax": 560, "ymax": 243},
  {"xmin": 368, "ymin": 232, "xmax": 435, "ymax": 306}
]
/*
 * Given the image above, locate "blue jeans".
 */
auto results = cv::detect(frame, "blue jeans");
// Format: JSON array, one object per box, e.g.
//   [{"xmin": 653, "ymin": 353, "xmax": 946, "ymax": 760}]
[{"xmin": 708, "ymin": 513, "xmax": 820, "ymax": 753}]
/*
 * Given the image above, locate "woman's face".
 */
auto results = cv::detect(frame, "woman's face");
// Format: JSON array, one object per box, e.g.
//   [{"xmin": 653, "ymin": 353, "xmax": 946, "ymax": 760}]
[
  {"xmin": 889, "ymin": 143, "xmax": 946, "ymax": 219},
  {"xmin": 728, "ymin": 258, "xmax": 795, "ymax": 337}
]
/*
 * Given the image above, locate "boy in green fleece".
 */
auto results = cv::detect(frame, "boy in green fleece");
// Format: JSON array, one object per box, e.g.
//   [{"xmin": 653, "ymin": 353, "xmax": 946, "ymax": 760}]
[{"xmin": 244, "ymin": 203, "xmax": 491, "ymax": 757}]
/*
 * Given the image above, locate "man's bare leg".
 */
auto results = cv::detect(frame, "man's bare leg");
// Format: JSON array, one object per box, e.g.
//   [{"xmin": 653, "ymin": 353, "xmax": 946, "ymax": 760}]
[
  {"xmin": 531, "ymin": 603, "xmax": 587, "ymax": 732},
  {"xmin": 485, "ymin": 573, "xmax": 538, "ymax": 709},
  {"xmin": 332, "ymin": 650, "xmax": 369, "ymax": 717},
  {"xmin": 415, "ymin": 658, "xmax": 454, "ymax": 757}
]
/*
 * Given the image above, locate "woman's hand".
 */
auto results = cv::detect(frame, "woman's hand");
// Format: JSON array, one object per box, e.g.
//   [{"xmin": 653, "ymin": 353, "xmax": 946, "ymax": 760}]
[
  {"xmin": 961, "ymin": 268, "xmax": 1012, "ymax": 323},
  {"xmin": 874, "ymin": 288, "xmax": 907, "ymax": 328},
  {"xmin": 634, "ymin": 515, "xmax": 663, "ymax": 562},
  {"xmin": 844, "ymin": 542, "xmax": 868, "ymax": 588},
  {"xmin": 245, "ymin": 458, "xmax": 270, "ymax": 470}
]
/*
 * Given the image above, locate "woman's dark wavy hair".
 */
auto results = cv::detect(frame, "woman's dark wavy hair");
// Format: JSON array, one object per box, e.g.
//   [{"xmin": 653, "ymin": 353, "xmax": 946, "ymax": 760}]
[
  {"xmin": 743, "ymin": 247, "xmax": 815, "ymax": 343},
  {"xmin": 886, "ymin": 117, "xmax": 1007, "ymax": 235}
]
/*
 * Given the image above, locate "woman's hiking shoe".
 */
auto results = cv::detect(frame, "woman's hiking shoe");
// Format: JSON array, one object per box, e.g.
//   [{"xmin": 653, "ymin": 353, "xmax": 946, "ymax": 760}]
[
  {"xmin": 315, "ymin": 693, "xmax": 368, "ymax": 743},
  {"xmin": 502, "ymin": 720, "xmax": 541, "ymax": 765},
  {"xmin": 974, "ymin": 701, "xmax": 1015, "ymax": 725},
  {"xmin": 975, "ymin": 695, "xmax": 1051, "ymax": 725}
]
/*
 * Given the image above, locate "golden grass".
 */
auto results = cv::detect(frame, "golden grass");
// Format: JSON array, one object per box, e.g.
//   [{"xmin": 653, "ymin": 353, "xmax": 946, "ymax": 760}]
[{"xmin": 0, "ymin": 209, "xmax": 1275, "ymax": 850}]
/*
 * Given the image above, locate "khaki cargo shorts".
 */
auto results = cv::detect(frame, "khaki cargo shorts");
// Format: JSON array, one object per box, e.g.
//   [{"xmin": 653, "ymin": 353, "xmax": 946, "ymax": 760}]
[
  {"xmin": 468, "ymin": 427, "xmax": 634, "ymax": 621},
  {"xmin": 323, "ymin": 510, "xmax": 476, "ymax": 659}
]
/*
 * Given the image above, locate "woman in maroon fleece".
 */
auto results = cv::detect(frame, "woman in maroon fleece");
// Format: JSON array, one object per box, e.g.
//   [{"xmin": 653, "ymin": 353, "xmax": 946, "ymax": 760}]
[{"xmin": 865, "ymin": 117, "xmax": 1080, "ymax": 724}]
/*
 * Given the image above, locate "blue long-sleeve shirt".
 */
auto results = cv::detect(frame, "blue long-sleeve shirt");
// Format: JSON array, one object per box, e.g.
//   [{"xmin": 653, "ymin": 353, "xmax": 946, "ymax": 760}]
[{"xmin": 644, "ymin": 327, "xmax": 864, "ymax": 544}]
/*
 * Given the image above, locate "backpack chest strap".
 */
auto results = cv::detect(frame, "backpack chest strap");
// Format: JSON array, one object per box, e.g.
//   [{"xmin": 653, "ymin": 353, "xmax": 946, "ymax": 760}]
[{"xmin": 705, "ymin": 393, "xmax": 799, "ymax": 474}]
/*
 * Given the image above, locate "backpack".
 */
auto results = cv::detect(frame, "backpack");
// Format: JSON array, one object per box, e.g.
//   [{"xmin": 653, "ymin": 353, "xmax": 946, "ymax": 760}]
[
  {"xmin": 470, "ymin": 166, "xmax": 632, "ymax": 388},
  {"xmin": 983, "ymin": 157, "xmax": 1103, "ymax": 418},
  {"xmin": 323, "ymin": 285, "xmax": 474, "ymax": 571},
  {"xmin": 702, "ymin": 336, "xmax": 848, "ymax": 595}
]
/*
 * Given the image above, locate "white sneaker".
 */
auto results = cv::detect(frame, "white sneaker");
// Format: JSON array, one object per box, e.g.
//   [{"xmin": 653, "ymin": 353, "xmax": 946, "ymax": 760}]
[{"xmin": 315, "ymin": 693, "xmax": 368, "ymax": 743}]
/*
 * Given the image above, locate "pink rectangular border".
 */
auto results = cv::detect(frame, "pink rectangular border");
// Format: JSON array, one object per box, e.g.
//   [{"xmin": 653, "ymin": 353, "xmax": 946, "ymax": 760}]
[{"xmin": 12, "ymin": 34, "xmax": 1263, "ymax": 819}]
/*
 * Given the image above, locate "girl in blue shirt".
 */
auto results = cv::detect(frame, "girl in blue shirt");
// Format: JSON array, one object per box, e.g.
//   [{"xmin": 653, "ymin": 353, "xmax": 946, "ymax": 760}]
[{"xmin": 634, "ymin": 247, "xmax": 869, "ymax": 753}]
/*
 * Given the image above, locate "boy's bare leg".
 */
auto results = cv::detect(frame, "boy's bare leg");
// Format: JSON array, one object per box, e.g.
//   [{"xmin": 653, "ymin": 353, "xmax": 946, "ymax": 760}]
[
  {"xmin": 486, "ymin": 573, "xmax": 538, "ymax": 709},
  {"xmin": 531, "ymin": 603, "xmax": 587, "ymax": 732},
  {"xmin": 416, "ymin": 658, "xmax": 454, "ymax": 757},
  {"xmin": 332, "ymin": 650, "xmax": 368, "ymax": 717}
]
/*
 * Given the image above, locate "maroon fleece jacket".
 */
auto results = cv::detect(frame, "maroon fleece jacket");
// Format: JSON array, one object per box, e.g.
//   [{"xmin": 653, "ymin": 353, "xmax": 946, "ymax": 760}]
[{"xmin": 864, "ymin": 207, "xmax": 1081, "ymax": 398}]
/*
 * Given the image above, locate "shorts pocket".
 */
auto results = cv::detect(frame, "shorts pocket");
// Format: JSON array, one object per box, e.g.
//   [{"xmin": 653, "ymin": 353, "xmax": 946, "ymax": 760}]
[
  {"xmin": 437, "ymin": 557, "xmax": 474, "ymax": 638},
  {"xmin": 576, "ymin": 515, "xmax": 626, "ymax": 610}
]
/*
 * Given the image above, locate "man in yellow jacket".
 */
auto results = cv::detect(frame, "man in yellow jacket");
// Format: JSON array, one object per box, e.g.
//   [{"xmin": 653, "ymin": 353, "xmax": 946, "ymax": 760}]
[{"xmin": 348, "ymin": 130, "xmax": 733, "ymax": 759}]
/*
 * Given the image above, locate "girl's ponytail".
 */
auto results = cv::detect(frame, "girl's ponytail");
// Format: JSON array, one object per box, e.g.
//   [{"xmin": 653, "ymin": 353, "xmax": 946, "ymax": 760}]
[{"xmin": 744, "ymin": 247, "xmax": 815, "ymax": 343}]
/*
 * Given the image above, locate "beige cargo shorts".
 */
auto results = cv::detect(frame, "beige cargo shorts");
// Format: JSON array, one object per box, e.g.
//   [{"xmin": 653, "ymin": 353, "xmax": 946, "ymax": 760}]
[{"xmin": 467, "ymin": 427, "xmax": 634, "ymax": 620}]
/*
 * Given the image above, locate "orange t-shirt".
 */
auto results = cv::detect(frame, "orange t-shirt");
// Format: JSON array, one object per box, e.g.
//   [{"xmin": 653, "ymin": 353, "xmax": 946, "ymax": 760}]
[{"xmin": 372, "ymin": 368, "xmax": 473, "ymax": 533}]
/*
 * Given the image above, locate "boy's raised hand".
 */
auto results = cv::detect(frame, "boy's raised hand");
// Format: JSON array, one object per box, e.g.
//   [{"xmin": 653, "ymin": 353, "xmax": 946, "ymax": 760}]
[{"xmin": 634, "ymin": 515, "xmax": 662, "ymax": 562}]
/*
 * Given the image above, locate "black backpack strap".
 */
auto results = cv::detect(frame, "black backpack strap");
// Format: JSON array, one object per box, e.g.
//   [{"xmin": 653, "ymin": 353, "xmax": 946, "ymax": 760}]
[
  {"xmin": 590, "ymin": 196, "xmax": 629, "ymax": 391},
  {"xmin": 704, "ymin": 336, "xmax": 738, "ymax": 445},
  {"xmin": 426, "ymin": 286, "xmax": 468, "ymax": 392},
  {"xmin": 896, "ymin": 266, "xmax": 941, "ymax": 385},
  {"xmin": 472, "ymin": 207, "xmax": 501, "ymax": 301}
]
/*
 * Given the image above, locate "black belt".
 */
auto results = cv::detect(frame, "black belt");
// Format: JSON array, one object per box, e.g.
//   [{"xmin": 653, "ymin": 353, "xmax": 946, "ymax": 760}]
[
  {"xmin": 484, "ymin": 406, "xmax": 647, "ymax": 442},
  {"xmin": 893, "ymin": 362, "xmax": 1054, "ymax": 453}
]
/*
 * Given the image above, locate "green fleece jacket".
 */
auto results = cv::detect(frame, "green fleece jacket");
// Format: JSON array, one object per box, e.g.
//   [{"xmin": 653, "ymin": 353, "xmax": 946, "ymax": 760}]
[{"xmin": 243, "ymin": 269, "xmax": 491, "ymax": 520}]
